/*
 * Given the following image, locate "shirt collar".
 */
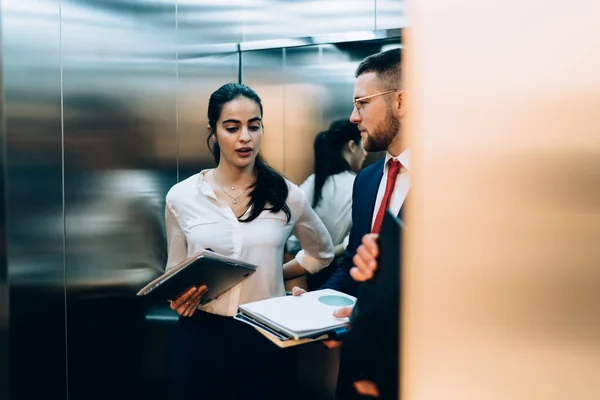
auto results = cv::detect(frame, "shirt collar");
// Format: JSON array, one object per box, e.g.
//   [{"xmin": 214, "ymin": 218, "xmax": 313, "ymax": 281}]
[
  {"xmin": 195, "ymin": 169, "xmax": 218, "ymax": 200},
  {"xmin": 384, "ymin": 148, "xmax": 411, "ymax": 172}
]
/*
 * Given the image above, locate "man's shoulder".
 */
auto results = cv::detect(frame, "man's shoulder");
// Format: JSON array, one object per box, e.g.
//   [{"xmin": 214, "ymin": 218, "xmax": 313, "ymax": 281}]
[{"xmin": 356, "ymin": 158, "xmax": 385, "ymax": 182}]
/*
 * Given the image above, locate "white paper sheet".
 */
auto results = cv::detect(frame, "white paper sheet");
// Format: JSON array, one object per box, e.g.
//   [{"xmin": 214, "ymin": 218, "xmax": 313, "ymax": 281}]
[{"xmin": 238, "ymin": 289, "xmax": 356, "ymax": 333}]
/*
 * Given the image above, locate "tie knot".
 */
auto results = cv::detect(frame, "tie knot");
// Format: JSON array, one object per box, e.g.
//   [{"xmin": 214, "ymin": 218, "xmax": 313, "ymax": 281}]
[{"xmin": 388, "ymin": 159, "xmax": 402, "ymax": 178}]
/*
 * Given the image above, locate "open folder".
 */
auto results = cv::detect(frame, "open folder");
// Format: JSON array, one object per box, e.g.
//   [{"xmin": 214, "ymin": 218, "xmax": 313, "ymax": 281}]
[{"xmin": 234, "ymin": 289, "xmax": 356, "ymax": 348}]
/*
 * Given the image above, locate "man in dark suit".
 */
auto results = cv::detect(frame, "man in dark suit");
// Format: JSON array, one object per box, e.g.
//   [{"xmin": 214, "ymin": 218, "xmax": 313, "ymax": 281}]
[{"xmin": 292, "ymin": 48, "xmax": 407, "ymax": 398}]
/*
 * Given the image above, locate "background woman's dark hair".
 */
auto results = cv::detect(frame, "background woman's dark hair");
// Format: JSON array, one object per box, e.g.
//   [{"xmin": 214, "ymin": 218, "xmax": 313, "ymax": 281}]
[
  {"xmin": 206, "ymin": 83, "xmax": 290, "ymax": 223},
  {"xmin": 312, "ymin": 120, "xmax": 361, "ymax": 208}
]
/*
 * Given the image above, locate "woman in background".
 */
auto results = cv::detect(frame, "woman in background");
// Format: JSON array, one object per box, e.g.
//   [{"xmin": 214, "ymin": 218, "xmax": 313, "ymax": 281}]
[
  {"xmin": 165, "ymin": 83, "xmax": 333, "ymax": 400},
  {"xmin": 287, "ymin": 120, "xmax": 366, "ymax": 290}
]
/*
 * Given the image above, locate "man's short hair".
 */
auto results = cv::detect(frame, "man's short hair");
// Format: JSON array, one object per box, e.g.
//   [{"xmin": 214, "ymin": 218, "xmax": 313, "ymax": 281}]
[{"xmin": 355, "ymin": 48, "xmax": 402, "ymax": 90}]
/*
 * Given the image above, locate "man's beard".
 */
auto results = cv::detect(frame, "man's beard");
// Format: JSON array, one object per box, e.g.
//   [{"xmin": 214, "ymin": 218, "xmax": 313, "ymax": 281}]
[{"xmin": 363, "ymin": 107, "xmax": 400, "ymax": 152}]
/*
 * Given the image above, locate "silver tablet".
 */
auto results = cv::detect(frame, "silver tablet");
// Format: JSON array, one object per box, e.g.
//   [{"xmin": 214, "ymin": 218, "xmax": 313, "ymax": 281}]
[{"xmin": 137, "ymin": 250, "xmax": 257, "ymax": 304}]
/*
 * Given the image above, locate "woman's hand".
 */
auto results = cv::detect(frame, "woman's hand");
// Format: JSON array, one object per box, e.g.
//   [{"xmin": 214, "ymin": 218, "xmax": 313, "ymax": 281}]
[{"xmin": 170, "ymin": 285, "xmax": 208, "ymax": 317}]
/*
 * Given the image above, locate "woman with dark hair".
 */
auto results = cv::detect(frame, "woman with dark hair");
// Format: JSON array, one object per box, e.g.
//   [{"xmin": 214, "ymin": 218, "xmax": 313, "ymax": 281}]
[
  {"xmin": 164, "ymin": 83, "xmax": 333, "ymax": 400},
  {"xmin": 287, "ymin": 120, "xmax": 366, "ymax": 289}
]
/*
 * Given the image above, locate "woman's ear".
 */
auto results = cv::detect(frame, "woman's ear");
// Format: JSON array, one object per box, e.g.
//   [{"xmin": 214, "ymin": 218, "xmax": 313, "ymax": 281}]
[
  {"xmin": 347, "ymin": 140, "xmax": 357, "ymax": 153},
  {"xmin": 207, "ymin": 125, "xmax": 217, "ymax": 142}
]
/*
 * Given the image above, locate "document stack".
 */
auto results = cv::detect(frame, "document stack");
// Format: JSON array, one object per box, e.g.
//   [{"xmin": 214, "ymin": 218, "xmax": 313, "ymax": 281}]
[{"xmin": 235, "ymin": 289, "xmax": 356, "ymax": 348}]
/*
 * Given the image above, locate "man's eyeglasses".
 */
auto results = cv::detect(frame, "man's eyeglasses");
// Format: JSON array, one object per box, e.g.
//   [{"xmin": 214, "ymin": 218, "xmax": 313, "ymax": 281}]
[{"xmin": 353, "ymin": 89, "xmax": 401, "ymax": 112}]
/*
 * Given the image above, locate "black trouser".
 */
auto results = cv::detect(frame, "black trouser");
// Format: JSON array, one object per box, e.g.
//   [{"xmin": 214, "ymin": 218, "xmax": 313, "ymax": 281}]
[
  {"xmin": 168, "ymin": 310, "xmax": 297, "ymax": 400},
  {"xmin": 336, "ymin": 361, "xmax": 398, "ymax": 400},
  {"xmin": 336, "ymin": 333, "xmax": 399, "ymax": 400}
]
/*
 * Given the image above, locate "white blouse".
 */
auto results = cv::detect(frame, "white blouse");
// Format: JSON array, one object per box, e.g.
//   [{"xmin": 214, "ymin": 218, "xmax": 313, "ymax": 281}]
[
  {"xmin": 286, "ymin": 171, "xmax": 355, "ymax": 254},
  {"xmin": 165, "ymin": 170, "xmax": 334, "ymax": 316}
]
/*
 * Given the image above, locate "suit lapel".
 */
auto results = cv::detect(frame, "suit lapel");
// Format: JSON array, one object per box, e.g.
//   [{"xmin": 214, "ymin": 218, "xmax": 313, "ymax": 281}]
[{"xmin": 363, "ymin": 159, "xmax": 385, "ymax": 232}]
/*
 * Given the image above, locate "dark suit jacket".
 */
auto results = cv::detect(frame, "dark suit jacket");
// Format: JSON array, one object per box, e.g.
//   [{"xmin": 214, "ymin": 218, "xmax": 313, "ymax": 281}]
[
  {"xmin": 321, "ymin": 158, "xmax": 386, "ymax": 296},
  {"xmin": 340, "ymin": 210, "xmax": 401, "ymax": 399},
  {"xmin": 321, "ymin": 158, "xmax": 404, "ymax": 399}
]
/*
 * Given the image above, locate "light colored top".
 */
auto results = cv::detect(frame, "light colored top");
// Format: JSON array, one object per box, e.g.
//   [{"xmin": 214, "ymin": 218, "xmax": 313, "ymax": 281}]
[
  {"xmin": 165, "ymin": 170, "xmax": 334, "ymax": 316},
  {"xmin": 371, "ymin": 149, "xmax": 412, "ymax": 229},
  {"xmin": 286, "ymin": 171, "xmax": 355, "ymax": 254}
]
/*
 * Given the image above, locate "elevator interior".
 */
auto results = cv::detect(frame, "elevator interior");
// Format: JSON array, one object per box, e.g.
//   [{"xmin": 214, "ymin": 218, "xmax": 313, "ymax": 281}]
[{"xmin": 0, "ymin": 1, "xmax": 403, "ymax": 399}]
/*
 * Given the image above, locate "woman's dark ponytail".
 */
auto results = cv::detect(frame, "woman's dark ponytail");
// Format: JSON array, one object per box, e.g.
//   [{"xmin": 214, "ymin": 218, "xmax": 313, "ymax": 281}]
[{"xmin": 312, "ymin": 120, "xmax": 361, "ymax": 208}]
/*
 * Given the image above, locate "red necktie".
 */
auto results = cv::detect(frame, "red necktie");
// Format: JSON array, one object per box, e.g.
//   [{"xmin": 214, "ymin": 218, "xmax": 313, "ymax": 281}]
[{"xmin": 372, "ymin": 159, "xmax": 402, "ymax": 234}]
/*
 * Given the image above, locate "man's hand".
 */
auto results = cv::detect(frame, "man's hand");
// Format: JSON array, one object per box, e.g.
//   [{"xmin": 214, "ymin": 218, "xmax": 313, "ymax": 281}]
[
  {"xmin": 350, "ymin": 233, "xmax": 379, "ymax": 282},
  {"xmin": 333, "ymin": 306, "xmax": 353, "ymax": 319},
  {"xmin": 292, "ymin": 287, "xmax": 353, "ymax": 349},
  {"xmin": 322, "ymin": 305, "xmax": 353, "ymax": 349},
  {"xmin": 354, "ymin": 380, "xmax": 381, "ymax": 397}
]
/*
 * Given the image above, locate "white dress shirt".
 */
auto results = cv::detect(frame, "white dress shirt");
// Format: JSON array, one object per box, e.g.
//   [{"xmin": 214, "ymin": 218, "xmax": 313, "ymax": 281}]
[
  {"xmin": 286, "ymin": 171, "xmax": 355, "ymax": 253},
  {"xmin": 165, "ymin": 170, "xmax": 334, "ymax": 316},
  {"xmin": 371, "ymin": 149, "xmax": 411, "ymax": 230}
]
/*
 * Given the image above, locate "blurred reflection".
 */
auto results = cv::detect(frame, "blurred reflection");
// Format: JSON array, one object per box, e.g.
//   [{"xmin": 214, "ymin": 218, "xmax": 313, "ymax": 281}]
[
  {"xmin": 287, "ymin": 120, "xmax": 366, "ymax": 290},
  {"xmin": 63, "ymin": 95, "xmax": 167, "ymax": 296}
]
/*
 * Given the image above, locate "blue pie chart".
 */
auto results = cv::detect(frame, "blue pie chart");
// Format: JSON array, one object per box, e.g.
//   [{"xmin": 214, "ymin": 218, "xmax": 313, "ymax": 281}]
[{"xmin": 318, "ymin": 295, "xmax": 355, "ymax": 307}]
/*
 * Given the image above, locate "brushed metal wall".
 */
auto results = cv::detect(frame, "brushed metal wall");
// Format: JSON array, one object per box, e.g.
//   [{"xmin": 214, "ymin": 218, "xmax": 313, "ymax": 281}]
[
  {"xmin": 241, "ymin": 49, "xmax": 286, "ymax": 171},
  {"xmin": 2, "ymin": 1, "xmax": 68, "ymax": 399},
  {"xmin": 0, "ymin": 4, "xmax": 9, "ymax": 396},
  {"xmin": 376, "ymin": 0, "xmax": 407, "ymax": 30},
  {"xmin": 178, "ymin": 51, "xmax": 240, "ymax": 181},
  {"xmin": 60, "ymin": 1, "xmax": 178, "ymax": 399},
  {"xmin": 241, "ymin": 0, "xmax": 375, "ymax": 42},
  {"xmin": 176, "ymin": 3, "xmax": 241, "ymax": 182},
  {"xmin": 61, "ymin": 0, "xmax": 176, "ymax": 298},
  {"xmin": 178, "ymin": 2, "xmax": 242, "ymax": 45},
  {"xmin": 1, "ymin": 1, "xmax": 404, "ymax": 399}
]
